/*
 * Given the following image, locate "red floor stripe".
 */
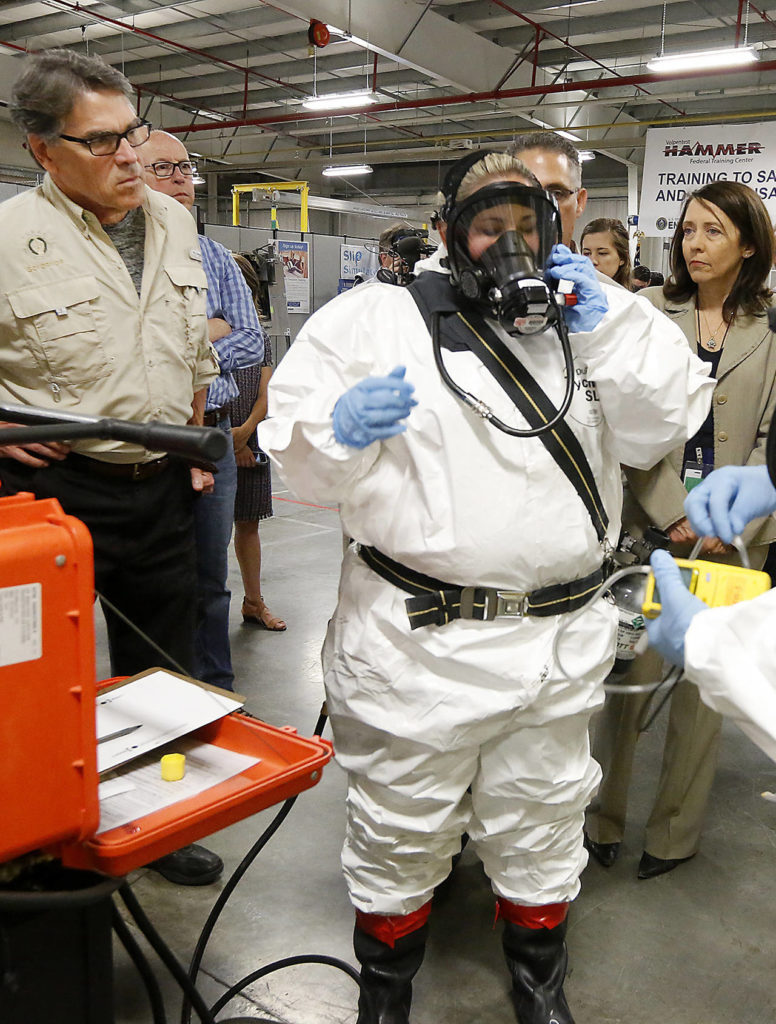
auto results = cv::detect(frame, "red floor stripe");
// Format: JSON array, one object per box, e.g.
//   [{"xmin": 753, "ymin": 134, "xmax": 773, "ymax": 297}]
[{"xmin": 273, "ymin": 495, "xmax": 338, "ymax": 512}]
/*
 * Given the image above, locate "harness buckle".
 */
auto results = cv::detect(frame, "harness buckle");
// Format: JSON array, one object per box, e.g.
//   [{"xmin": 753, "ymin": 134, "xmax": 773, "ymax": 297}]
[{"xmin": 493, "ymin": 590, "xmax": 529, "ymax": 618}]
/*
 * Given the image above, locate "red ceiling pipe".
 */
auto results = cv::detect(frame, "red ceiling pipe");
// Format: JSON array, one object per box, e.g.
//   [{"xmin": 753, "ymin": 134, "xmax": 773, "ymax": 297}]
[
  {"xmin": 748, "ymin": 3, "xmax": 776, "ymax": 29},
  {"xmin": 162, "ymin": 58, "xmax": 776, "ymax": 134},
  {"xmin": 489, "ymin": 0, "xmax": 684, "ymax": 116},
  {"xmin": 42, "ymin": 0, "xmax": 306, "ymax": 95}
]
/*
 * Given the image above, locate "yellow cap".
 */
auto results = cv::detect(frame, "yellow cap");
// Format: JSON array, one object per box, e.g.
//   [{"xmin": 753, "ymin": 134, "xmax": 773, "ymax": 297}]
[{"xmin": 161, "ymin": 753, "xmax": 186, "ymax": 781}]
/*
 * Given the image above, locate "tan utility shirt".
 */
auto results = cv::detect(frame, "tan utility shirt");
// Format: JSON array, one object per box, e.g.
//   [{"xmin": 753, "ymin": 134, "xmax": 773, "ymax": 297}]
[{"xmin": 0, "ymin": 175, "xmax": 219, "ymax": 462}]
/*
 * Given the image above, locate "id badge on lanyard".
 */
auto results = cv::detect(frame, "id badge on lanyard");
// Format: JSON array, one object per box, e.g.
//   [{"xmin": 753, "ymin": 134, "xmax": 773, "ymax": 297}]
[{"xmin": 683, "ymin": 446, "xmax": 714, "ymax": 492}]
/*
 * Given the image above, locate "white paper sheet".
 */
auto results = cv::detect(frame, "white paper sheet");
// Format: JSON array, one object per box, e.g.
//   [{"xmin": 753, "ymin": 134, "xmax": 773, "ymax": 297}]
[
  {"xmin": 96, "ymin": 669, "xmax": 243, "ymax": 773},
  {"xmin": 96, "ymin": 736, "xmax": 259, "ymax": 834}
]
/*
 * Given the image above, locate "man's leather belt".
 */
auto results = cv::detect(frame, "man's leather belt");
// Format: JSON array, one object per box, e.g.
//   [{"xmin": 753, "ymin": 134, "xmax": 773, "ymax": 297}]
[
  {"xmin": 202, "ymin": 405, "xmax": 230, "ymax": 426},
  {"xmin": 67, "ymin": 452, "xmax": 170, "ymax": 481},
  {"xmin": 358, "ymin": 545, "xmax": 605, "ymax": 630}
]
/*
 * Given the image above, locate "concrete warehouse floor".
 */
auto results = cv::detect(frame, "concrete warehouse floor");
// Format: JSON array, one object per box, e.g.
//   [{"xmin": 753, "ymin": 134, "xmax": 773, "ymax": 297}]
[{"xmin": 106, "ymin": 485, "xmax": 776, "ymax": 1024}]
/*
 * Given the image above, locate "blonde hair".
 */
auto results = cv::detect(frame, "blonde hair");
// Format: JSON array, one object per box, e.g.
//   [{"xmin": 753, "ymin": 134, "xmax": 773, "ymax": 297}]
[
  {"xmin": 457, "ymin": 152, "xmax": 540, "ymax": 201},
  {"xmin": 434, "ymin": 152, "xmax": 542, "ymax": 215}
]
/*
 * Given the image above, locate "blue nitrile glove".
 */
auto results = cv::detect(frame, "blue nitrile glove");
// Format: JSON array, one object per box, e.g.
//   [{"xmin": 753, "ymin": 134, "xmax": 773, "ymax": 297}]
[
  {"xmin": 332, "ymin": 365, "xmax": 417, "ymax": 449},
  {"xmin": 684, "ymin": 464, "xmax": 776, "ymax": 545},
  {"xmin": 645, "ymin": 549, "xmax": 707, "ymax": 668},
  {"xmin": 545, "ymin": 244, "xmax": 609, "ymax": 333}
]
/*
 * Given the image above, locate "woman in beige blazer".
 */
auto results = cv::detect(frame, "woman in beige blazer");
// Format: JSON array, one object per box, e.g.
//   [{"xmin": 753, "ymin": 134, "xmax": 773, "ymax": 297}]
[{"xmin": 586, "ymin": 180, "xmax": 776, "ymax": 879}]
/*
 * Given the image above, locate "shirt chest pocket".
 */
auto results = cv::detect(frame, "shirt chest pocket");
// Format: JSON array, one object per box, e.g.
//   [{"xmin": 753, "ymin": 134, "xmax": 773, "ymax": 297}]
[
  {"xmin": 8, "ymin": 275, "xmax": 110, "ymax": 386},
  {"xmin": 164, "ymin": 264, "xmax": 208, "ymax": 352}
]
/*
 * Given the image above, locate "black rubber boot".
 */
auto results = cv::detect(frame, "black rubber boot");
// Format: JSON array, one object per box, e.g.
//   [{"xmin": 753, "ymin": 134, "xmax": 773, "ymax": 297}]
[
  {"xmin": 354, "ymin": 921, "xmax": 428, "ymax": 1024},
  {"xmin": 502, "ymin": 919, "xmax": 575, "ymax": 1024}
]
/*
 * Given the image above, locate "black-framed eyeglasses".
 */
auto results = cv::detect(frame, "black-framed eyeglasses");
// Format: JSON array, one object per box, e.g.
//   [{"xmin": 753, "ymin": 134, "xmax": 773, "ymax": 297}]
[
  {"xmin": 59, "ymin": 120, "xmax": 152, "ymax": 156},
  {"xmin": 144, "ymin": 160, "xmax": 198, "ymax": 179},
  {"xmin": 545, "ymin": 186, "xmax": 579, "ymax": 203}
]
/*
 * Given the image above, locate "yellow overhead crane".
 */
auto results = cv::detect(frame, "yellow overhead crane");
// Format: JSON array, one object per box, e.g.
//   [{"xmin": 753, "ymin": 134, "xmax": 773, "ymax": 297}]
[{"xmin": 231, "ymin": 180, "xmax": 310, "ymax": 232}]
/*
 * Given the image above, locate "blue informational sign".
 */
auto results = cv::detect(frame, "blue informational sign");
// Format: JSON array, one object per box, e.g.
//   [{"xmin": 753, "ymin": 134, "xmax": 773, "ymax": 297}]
[
  {"xmin": 340, "ymin": 243, "xmax": 379, "ymax": 281},
  {"xmin": 277, "ymin": 239, "xmax": 310, "ymax": 312}
]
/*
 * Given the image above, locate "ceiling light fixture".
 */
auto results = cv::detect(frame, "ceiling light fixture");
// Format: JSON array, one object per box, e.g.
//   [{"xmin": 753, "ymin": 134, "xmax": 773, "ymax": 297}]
[
  {"xmin": 578, "ymin": 150, "xmax": 595, "ymax": 161},
  {"xmin": 322, "ymin": 163, "xmax": 373, "ymax": 177},
  {"xmin": 543, "ymin": 0, "xmax": 604, "ymax": 9},
  {"xmin": 303, "ymin": 90, "xmax": 378, "ymax": 111},
  {"xmin": 190, "ymin": 108, "xmax": 231, "ymax": 123},
  {"xmin": 532, "ymin": 116, "xmax": 583, "ymax": 143},
  {"xmin": 647, "ymin": 45, "xmax": 758, "ymax": 73}
]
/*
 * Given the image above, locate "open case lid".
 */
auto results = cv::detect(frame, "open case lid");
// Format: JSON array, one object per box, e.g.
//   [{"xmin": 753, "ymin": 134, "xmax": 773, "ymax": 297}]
[
  {"xmin": 0, "ymin": 494, "xmax": 99, "ymax": 865},
  {"xmin": 57, "ymin": 709, "xmax": 332, "ymax": 876}
]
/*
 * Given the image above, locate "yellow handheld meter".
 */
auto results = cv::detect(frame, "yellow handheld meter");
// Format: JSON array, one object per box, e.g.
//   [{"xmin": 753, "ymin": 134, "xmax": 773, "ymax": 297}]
[{"xmin": 642, "ymin": 557, "xmax": 771, "ymax": 619}]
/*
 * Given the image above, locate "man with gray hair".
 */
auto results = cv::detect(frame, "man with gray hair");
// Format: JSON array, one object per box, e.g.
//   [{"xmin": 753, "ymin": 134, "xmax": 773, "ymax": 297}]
[
  {"xmin": 0, "ymin": 48, "xmax": 223, "ymax": 886},
  {"xmin": 142, "ymin": 129, "xmax": 265, "ymax": 688},
  {"xmin": 507, "ymin": 132, "xmax": 588, "ymax": 249}
]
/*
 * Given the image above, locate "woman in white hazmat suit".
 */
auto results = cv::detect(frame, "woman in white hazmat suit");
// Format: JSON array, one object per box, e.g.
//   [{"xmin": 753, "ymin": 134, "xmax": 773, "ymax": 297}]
[{"xmin": 262, "ymin": 151, "xmax": 713, "ymax": 1024}]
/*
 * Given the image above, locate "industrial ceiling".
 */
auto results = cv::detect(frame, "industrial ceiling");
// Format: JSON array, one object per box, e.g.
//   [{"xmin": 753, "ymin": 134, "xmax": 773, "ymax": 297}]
[{"xmin": 1, "ymin": 0, "xmax": 775, "ymax": 205}]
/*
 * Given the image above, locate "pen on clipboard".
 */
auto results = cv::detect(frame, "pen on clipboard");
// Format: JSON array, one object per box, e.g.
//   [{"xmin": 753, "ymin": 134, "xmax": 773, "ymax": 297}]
[{"xmin": 98, "ymin": 724, "xmax": 143, "ymax": 745}]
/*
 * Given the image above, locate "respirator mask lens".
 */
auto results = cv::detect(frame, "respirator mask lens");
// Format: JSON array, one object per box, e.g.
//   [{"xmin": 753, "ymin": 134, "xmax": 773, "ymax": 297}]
[{"xmin": 447, "ymin": 182, "xmax": 561, "ymax": 333}]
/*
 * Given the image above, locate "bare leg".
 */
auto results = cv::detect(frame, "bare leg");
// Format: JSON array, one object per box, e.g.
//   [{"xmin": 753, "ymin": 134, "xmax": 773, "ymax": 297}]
[
  {"xmin": 234, "ymin": 519, "xmax": 262, "ymax": 604},
  {"xmin": 235, "ymin": 519, "xmax": 287, "ymax": 630}
]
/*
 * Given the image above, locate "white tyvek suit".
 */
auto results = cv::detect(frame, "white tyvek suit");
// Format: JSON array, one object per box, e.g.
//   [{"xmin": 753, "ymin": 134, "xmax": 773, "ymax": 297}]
[
  {"xmin": 263, "ymin": 278, "xmax": 713, "ymax": 914},
  {"xmin": 684, "ymin": 589, "xmax": 776, "ymax": 763}
]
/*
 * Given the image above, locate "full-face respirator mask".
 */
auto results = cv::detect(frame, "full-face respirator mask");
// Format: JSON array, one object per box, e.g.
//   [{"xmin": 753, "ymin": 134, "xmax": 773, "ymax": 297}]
[
  {"xmin": 429, "ymin": 160, "xmax": 576, "ymax": 438},
  {"xmin": 445, "ymin": 180, "xmax": 563, "ymax": 336}
]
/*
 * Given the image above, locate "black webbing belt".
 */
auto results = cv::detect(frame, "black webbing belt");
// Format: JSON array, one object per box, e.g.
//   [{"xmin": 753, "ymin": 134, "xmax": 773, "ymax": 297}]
[
  {"xmin": 359, "ymin": 544, "xmax": 605, "ymax": 630},
  {"xmin": 407, "ymin": 272, "xmax": 609, "ymax": 543}
]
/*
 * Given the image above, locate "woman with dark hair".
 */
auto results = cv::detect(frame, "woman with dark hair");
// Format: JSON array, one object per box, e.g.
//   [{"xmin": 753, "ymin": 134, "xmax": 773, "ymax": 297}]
[
  {"xmin": 586, "ymin": 180, "xmax": 776, "ymax": 879},
  {"xmin": 580, "ymin": 217, "xmax": 632, "ymax": 288}
]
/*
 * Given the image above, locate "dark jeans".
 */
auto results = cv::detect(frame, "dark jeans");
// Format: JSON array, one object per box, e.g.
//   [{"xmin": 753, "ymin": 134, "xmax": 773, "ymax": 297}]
[
  {"xmin": 0, "ymin": 456, "xmax": 197, "ymax": 677},
  {"xmin": 193, "ymin": 415, "xmax": 237, "ymax": 690}
]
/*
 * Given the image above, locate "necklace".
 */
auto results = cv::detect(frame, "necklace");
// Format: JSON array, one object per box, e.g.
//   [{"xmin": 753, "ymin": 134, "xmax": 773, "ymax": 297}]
[{"xmin": 696, "ymin": 306, "xmax": 730, "ymax": 351}]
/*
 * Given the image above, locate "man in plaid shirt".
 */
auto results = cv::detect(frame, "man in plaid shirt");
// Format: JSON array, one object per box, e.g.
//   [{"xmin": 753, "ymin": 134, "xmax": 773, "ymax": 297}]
[{"xmin": 143, "ymin": 131, "xmax": 265, "ymax": 694}]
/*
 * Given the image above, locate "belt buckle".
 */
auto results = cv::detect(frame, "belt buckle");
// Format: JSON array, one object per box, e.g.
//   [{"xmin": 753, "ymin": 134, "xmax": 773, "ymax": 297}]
[{"xmin": 494, "ymin": 590, "xmax": 528, "ymax": 618}]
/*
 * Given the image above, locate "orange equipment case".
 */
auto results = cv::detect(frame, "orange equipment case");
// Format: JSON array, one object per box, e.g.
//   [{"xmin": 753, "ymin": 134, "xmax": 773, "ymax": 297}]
[
  {"xmin": 0, "ymin": 493, "xmax": 100, "ymax": 864},
  {"xmin": 59, "ymin": 702, "xmax": 332, "ymax": 876},
  {"xmin": 1, "ymin": 492, "xmax": 331, "ymax": 876}
]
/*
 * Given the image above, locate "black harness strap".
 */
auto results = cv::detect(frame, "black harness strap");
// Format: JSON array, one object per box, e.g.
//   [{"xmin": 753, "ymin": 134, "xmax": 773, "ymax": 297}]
[
  {"xmin": 407, "ymin": 272, "xmax": 609, "ymax": 543},
  {"xmin": 359, "ymin": 544, "xmax": 605, "ymax": 630}
]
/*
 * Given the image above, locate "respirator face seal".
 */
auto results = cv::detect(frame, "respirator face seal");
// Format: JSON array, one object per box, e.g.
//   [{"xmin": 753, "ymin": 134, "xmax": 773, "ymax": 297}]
[{"xmin": 446, "ymin": 181, "xmax": 562, "ymax": 333}]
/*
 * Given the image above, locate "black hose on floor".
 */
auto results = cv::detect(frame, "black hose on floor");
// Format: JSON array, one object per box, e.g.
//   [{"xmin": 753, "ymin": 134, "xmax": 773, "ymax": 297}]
[
  {"xmin": 112, "ymin": 902, "xmax": 168, "ymax": 1024},
  {"xmin": 119, "ymin": 882, "xmax": 217, "ymax": 1024}
]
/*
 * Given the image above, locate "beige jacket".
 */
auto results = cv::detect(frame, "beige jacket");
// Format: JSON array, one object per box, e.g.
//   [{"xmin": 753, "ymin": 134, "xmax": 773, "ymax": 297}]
[
  {"xmin": 0, "ymin": 176, "xmax": 219, "ymax": 461},
  {"xmin": 624, "ymin": 286, "xmax": 776, "ymax": 549}
]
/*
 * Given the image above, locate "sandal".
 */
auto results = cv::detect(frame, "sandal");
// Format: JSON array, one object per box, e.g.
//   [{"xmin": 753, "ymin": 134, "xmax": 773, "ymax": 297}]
[{"xmin": 242, "ymin": 597, "xmax": 287, "ymax": 631}]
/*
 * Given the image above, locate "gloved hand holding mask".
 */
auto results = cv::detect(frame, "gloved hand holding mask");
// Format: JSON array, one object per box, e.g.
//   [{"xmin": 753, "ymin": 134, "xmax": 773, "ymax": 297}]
[
  {"xmin": 545, "ymin": 245, "xmax": 609, "ymax": 334},
  {"xmin": 332, "ymin": 365, "xmax": 417, "ymax": 449},
  {"xmin": 684, "ymin": 464, "xmax": 776, "ymax": 545},
  {"xmin": 645, "ymin": 549, "xmax": 707, "ymax": 667}
]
